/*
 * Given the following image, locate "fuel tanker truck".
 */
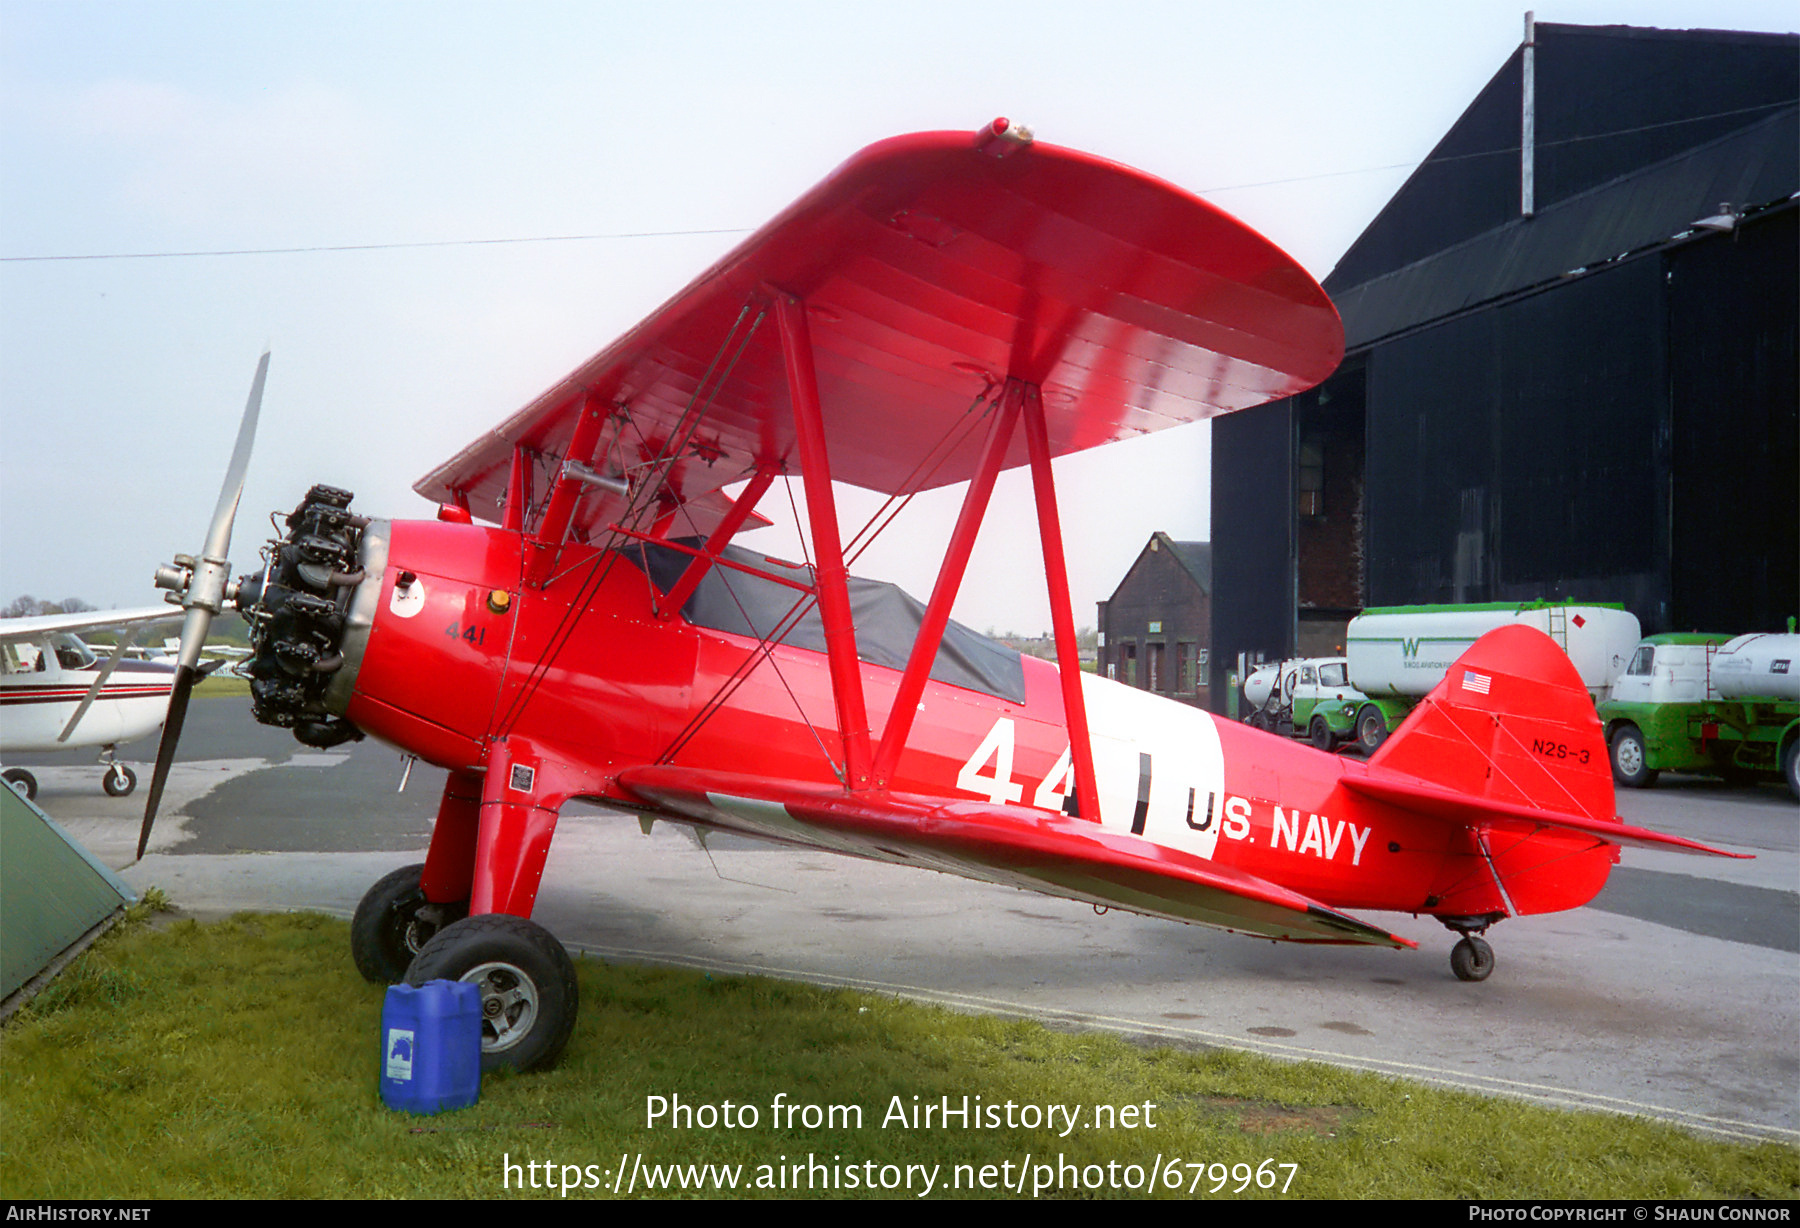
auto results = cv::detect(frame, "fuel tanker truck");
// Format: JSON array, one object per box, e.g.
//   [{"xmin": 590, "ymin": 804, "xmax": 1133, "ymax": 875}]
[
  {"xmin": 1242, "ymin": 602, "xmax": 1640, "ymax": 755},
  {"xmin": 1596, "ymin": 631, "xmax": 1800, "ymax": 800}
]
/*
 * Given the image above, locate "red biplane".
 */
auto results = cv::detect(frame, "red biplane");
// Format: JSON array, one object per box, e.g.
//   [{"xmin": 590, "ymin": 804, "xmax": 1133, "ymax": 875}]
[{"xmin": 142, "ymin": 120, "xmax": 1742, "ymax": 1071}]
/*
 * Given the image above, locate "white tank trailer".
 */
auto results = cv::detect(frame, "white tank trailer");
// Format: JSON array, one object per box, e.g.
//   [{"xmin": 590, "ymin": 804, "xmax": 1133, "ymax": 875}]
[
  {"xmin": 1712, "ymin": 633, "xmax": 1800, "ymax": 702},
  {"xmin": 1346, "ymin": 603, "xmax": 1642, "ymax": 700},
  {"xmin": 1241, "ymin": 603, "xmax": 1644, "ymax": 756}
]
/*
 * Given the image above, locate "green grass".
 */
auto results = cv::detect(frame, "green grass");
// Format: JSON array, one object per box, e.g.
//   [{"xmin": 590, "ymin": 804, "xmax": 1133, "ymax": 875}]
[{"xmin": 3, "ymin": 911, "xmax": 1795, "ymax": 1200}]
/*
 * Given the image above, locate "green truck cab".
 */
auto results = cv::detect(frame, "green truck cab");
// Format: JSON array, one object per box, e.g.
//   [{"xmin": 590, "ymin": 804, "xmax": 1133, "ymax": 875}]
[
  {"xmin": 1243, "ymin": 657, "xmax": 1380, "ymax": 752},
  {"xmin": 1596, "ymin": 633, "xmax": 1800, "ymax": 800}
]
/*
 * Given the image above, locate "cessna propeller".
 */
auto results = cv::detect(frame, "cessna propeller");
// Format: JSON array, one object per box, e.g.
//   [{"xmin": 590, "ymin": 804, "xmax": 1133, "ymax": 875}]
[{"xmin": 137, "ymin": 352, "xmax": 269, "ymax": 860}]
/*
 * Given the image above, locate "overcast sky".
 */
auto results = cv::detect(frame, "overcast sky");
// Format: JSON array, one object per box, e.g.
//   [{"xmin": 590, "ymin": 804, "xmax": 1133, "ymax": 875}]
[{"xmin": 2, "ymin": 0, "xmax": 1793, "ymax": 634}]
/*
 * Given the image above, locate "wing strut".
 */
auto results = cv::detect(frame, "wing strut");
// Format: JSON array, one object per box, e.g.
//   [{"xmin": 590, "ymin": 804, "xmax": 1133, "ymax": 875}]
[
  {"xmin": 872, "ymin": 382, "xmax": 1023, "ymax": 787},
  {"xmin": 502, "ymin": 443, "xmax": 530, "ymax": 533},
  {"xmin": 773, "ymin": 290, "xmax": 873, "ymax": 790},
  {"xmin": 657, "ymin": 464, "xmax": 778, "ymax": 618},
  {"xmin": 1022, "ymin": 382, "xmax": 1101, "ymax": 824},
  {"xmin": 525, "ymin": 392, "xmax": 610, "ymax": 587},
  {"xmin": 57, "ymin": 628, "xmax": 143, "ymax": 743}
]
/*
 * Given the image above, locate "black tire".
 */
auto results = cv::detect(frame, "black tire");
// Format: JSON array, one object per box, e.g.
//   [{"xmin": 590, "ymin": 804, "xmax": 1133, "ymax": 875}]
[
  {"xmin": 1609, "ymin": 725, "xmax": 1657, "ymax": 788},
  {"xmin": 1309, "ymin": 715, "xmax": 1335, "ymax": 752},
  {"xmin": 1450, "ymin": 936, "xmax": 1494, "ymax": 983},
  {"xmin": 405, "ymin": 914, "xmax": 578, "ymax": 1073},
  {"xmin": 1785, "ymin": 739, "xmax": 1799, "ymax": 805},
  {"xmin": 1356, "ymin": 705, "xmax": 1388, "ymax": 754},
  {"xmin": 351, "ymin": 863, "xmax": 466, "ymax": 984},
  {"xmin": 103, "ymin": 765, "xmax": 137, "ymax": 798},
  {"xmin": 3, "ymin": 768, "xmax": 37, "ymax": 801}
]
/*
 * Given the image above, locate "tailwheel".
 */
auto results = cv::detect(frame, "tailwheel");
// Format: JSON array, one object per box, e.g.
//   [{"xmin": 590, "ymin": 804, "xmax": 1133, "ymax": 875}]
[
  {"xmin": 1450, "ymin": 936, "xmax": 1495, "ymax": 982},
  {"xmin": 350, "ymin": 863, "xmax": 467, "ymax": 984},
  {"xmin": 404, "ymin": 914, "xmax": 578, "ymax": 1072}
]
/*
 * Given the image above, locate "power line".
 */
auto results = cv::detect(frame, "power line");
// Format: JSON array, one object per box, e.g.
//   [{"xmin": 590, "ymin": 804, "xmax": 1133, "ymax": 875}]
[
  {"xmin": 0, "ymin": 226, "xmax": 754, "ymax": 264},
  {"xmin": 4, "ymin": 100, "xmax": 1790, "ymax": 263}
]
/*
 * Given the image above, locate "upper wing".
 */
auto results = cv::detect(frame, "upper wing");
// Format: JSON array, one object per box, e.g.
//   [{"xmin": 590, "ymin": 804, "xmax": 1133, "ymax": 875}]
[
  {"xmin": 618, "ymin": 764, "xmax": 1412, "ymax": 947},
  {"xmin": 416, "ymin": 123, "xmax": 1342, "ymax": 535},
  {"xmin": 0, "ymin": 608, "xmax": 180, "ymax": 644}
]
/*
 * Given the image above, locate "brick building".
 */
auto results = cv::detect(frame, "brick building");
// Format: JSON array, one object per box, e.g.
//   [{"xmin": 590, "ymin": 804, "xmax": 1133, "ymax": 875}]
[{"xmin": 1096, "ymin": 533, "xmax": 1211, "ymax": 707}]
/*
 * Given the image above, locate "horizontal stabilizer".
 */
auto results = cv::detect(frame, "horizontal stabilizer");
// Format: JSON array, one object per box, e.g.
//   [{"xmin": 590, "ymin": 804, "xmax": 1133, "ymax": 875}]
[
  {"xmin": 619, "ymin": 765, "xmax": 1414, "ymax": 947},
  {"xmin": 1339, "ymin": 769, "xmax": 1748, "ymax": 858}
]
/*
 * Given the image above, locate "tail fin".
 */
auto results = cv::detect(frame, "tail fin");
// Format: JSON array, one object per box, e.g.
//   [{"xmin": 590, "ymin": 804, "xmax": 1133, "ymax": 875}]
[
  {"xmin": 1348, "ymin": 626, "xmax": 1624, "ymax": 918},
  {"xmin": 1340, "ymin": 626, "xmax": 1744, "ymax": 918},
  {"xmin": 1367, "ymin": 624, "xmax": 1614, "ymax": 824}
]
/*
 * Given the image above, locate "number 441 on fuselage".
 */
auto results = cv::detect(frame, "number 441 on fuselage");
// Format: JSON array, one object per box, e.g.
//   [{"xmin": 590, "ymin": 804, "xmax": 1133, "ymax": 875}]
[{"xmin": 144, "ymin": 119, "xmax": 1744, "ymax": 1072}]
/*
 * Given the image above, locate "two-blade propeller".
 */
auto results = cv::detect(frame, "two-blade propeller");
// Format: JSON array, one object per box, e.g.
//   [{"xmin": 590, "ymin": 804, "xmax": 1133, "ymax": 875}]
[{"xmin": 136, "ymin": 352, "xmax": 269, "ymax": 860}]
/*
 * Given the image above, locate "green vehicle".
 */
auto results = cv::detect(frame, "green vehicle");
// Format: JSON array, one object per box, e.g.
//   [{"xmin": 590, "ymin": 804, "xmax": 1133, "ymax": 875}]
[
  {"xmin": 1596, "ymin": 633, "xmax": 1800, "ymax": 800},
  {"xmin": 1242, "ymin": 657, "xmax": 1379, "ymax": 752}
]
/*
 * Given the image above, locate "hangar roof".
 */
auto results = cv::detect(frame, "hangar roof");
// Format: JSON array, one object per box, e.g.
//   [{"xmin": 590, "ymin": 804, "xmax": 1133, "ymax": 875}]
[
  {"xmin": 1331, "ymin": 108, "xmax": 1796, "ymax": 351},
  {"xmin": 1324, "ymin": 22, "xmax": 1798, "ymax": 351}
]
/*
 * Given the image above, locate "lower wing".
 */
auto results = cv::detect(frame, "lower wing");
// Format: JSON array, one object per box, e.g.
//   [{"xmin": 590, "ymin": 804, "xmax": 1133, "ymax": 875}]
[{"xmin": 618, "ymin": 764, "xmax": 1414, "ymax": 948}]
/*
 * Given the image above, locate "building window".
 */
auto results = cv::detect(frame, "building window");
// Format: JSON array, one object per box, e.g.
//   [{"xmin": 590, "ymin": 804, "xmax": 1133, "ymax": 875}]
[
  {"xmin": 1298, "ymin": 436, "xmax": 1325, "ymax": 518},
  {"xmin": 1147, "ymin": 642, "xmax": 1165, "ymax": 692},
  {"xmin": 1175, "ymin": 641, "xmax": 1195, "ymax": 694}
]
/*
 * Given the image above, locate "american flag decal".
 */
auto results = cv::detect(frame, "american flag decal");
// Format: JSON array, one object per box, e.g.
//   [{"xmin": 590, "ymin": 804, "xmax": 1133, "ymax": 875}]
[{"xmin": 1463, "ymin": 670, "xmax": 1492, "ymax": 695}]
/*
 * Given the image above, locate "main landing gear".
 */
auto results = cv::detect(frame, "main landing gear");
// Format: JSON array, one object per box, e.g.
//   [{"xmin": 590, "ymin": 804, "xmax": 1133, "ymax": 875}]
[
  {"xmin": 102, "ymin": 756, "xmax": 137, "ymax": 798},
  {"xmin": 1441, "ymin": 914, "xmax": 1503, "ymax": 982},
  {"xmin": 1, "ymin": 755, "xmax": 136, "ymax": 802},
  {"xmin": 349, "ymin": 863, "xmax": 467, "ymax": 984},
  {"xmin": 351, "ymin": 868, "xmax": 578, "ymax": 1072}
]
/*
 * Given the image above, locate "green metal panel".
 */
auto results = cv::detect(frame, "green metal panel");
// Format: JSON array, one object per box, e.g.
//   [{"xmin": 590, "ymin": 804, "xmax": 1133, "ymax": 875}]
[{"xmin": 1, "ymin": 787, "xmax": 134, "ymax": 1000}]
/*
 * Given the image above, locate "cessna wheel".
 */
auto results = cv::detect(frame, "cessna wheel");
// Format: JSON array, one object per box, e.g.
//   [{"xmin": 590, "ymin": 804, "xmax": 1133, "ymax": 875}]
[
  {"xmin": 3, "ymin": 768, "xmax": 36, "ymax": 802},
  {"xmin": 405, "ymin": 914, "xmax": 578, "ymax": 1072},
  {"xmin": 103, "ymin": 765, "xmax": 137, "ymax": 798},
  {"xmin": 1609, "ymin": 725, "xmax": 1658, "ymax": 788},
  {"xmin": 350, "ymin": 863, "xmax": 467, "ymax": 984},
  {"xmin": 1450, "ymin": 936, "xmax": 1495, "ymax": 982}
]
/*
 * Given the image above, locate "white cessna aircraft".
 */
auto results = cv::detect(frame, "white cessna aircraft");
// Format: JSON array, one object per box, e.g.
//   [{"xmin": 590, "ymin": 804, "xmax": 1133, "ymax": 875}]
[{"xmin": 1, "ymin": 607, "xmax": 182, "ymax": 800}]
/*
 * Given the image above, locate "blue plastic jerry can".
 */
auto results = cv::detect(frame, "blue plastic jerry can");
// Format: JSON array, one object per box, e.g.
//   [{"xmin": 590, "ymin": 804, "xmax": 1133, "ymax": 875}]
[{"xmin": 380, "ymin": 980, "xmax": 482, "ymax": 1114}]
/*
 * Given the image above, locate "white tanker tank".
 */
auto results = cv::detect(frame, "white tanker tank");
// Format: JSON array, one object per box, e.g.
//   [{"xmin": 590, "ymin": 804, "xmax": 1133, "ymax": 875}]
[
  {"xmin": 1346, "ymin": 603, "xmax": 1642, "ymax": 700},
  {"xmin": 1712, "ymin": 633, "xmax": 1800, "ymax": 702},
  {"xmin": 1242, "ymin": 663, "xmax": 1279, "ymax": 712}
]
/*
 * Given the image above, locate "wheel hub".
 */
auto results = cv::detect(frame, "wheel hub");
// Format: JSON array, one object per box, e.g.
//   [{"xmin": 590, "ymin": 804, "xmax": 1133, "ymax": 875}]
[
  {"xmin": 463, "ymin": 962, "xmax": 540, "ymax": 1051},
  {"xmin": 1617, "ymin": 739, "xmax": 1644, "ymax": 775}
]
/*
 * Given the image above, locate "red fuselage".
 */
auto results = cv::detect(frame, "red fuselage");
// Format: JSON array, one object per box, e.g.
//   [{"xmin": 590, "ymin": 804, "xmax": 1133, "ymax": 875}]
[{"xmin": 329, "ymin": 517, "xmax": 1613, "ymax": 928}]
